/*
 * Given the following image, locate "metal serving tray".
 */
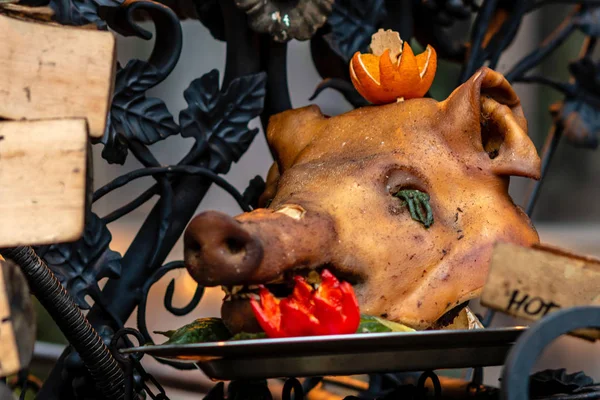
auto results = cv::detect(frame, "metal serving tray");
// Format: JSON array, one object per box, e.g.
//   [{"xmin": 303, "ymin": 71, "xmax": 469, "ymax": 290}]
[{"xmin": 122, "ymin": 327, "xmax": 525, "ymax": 380}]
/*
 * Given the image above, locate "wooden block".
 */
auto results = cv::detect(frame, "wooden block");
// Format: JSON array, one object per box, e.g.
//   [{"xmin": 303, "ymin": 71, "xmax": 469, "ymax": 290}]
[
  {"xmin": 0, "ymin": 259, "xmax": 35, "ymax": 377},
  {"xmin": 0, "ymin": 4, "xmax": 55, "ymax": 22},
  {"xmin": 0, "ymin": 14, "xmax": 116, "ymax": 137},
  {"xmin": 0, "ymin": 119, "xmax": 88, "ymax": 246},
  {"xmin": 481, "ymin": 242, "xmax": 600, "ymax": 340}
]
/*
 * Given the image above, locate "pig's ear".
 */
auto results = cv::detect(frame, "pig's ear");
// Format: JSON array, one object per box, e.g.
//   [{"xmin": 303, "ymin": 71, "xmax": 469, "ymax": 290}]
[
  {"xmin": 267, "ymin": 105, "xmax": 326, "ymax": 171},
  {"xmin": 441, "ymin": 67, "xmax": 541, "ymax": 179},
  {"xmin": 258, "ymin": 162, "xmax": 280, "ymax": 208}
]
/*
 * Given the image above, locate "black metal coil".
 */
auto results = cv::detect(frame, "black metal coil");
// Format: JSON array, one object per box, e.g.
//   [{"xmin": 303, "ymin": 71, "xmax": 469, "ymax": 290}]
[{"xmin": 1, "ymin": 246, "xmax": 125, "ymax": 400}]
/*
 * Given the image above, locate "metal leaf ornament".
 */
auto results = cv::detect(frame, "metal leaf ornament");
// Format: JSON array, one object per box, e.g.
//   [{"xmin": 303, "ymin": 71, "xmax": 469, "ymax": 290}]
[
  {"xmin": 111, "ymin": 60, "xmax": 179, "ymax": 143},
  {"xmin": 324, "ymin": 0, "xmax": 387, "ymax": 62},
  {"xmin": 420, "ymin": 0, "xmax": 478, "ymax": 26},
  {"xmin": 34, "ymin": 212, "xmax": 122, "ymax": 310},
  {"xmin": 99, "ymin": 117, "xmax": 129, "ymax": 165},
  {"xmin": 50, "ymin": 0, "xmax": 121, "ymax": 27},
  {"xmin": 574, "ymin": 7, "xmax": 600, "ymax": 38},
  {"xmin": 530, "ymin": 369, "xmax": 594, "ymax": 397},
  {"xmin": 101, "ymin": 60, "xmax": 179, "ymax": 164},
  {"xmin": 179, "ymin": 69, "xmax": 267, "ymax": 174},
  {"xmin": 552, "ymin": 57, "xmax": 600, "ymax": 149}
]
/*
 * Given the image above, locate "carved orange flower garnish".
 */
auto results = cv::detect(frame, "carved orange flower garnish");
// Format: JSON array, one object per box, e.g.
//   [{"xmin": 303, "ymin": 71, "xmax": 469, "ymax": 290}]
[{"xmin": 350, "ymin": 29, "xmax": 437, "ymax": 104}]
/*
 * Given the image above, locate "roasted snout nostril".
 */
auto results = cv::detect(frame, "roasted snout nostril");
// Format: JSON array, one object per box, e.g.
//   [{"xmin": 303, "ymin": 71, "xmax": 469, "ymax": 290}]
[{"xmin": 184, "ymin": 211, "xmax": 263, "ymax": 286}]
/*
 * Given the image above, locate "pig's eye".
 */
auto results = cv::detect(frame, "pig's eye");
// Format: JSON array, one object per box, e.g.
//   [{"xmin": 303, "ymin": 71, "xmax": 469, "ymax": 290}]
[{"xmin": 392, "ymin": 189, "xmax": 434, "ymax": 228}]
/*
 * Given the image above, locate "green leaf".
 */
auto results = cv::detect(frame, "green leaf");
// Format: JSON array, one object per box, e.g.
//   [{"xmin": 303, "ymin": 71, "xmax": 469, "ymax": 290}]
[
  {"xmin": 357, "ymin": 315, "xmax": 415, "ymax": 333},
  {"xmin": 157, "ymin": 318, "xmax": 232, "ymax": 344},
  {"xmin": 376, "ymin": 317, "xmax": 416, "ymax": 332},
  {"xmin": 154, "ymin": 330, "xmax": 175, "ymax": 339}
]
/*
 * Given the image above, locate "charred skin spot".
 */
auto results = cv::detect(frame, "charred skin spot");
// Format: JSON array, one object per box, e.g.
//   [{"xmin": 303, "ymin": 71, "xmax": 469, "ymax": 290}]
[{"xmin": 388, "ymin": 204, "xmax": 403, "ymax": 216}]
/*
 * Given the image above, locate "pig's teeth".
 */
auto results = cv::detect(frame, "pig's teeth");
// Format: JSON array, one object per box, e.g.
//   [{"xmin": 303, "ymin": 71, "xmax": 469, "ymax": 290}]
[
  {"xmin": 224, "ymin": 294, "xmax": 232, "ymax": 301},
  {"xmin": 247, "ymin": 285, "xmax": 260, "ymax": 290},
  {"xmin": 306, "ymin": 270, "xmax": 321, "ymax": 285},
  {"xmin": 231, "ymin": 285, "xmax": 244, "ymax": 295},
  {"xmin": 221, "ymin": 286, "xmax": 231, "ymax": 295},
  {"xmin": 249, "ymin": 293, "xmax": 259, "ymax": 300},
  {"xmin": 265, "ymin": 276, "xmax": 285, "ymax": 284}
]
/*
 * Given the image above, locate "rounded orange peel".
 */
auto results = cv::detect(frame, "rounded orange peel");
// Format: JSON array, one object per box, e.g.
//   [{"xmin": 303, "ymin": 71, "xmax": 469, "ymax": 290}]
[{"xmin": 350, "ymin": 35, "xmax": 437, "ymax": 104}]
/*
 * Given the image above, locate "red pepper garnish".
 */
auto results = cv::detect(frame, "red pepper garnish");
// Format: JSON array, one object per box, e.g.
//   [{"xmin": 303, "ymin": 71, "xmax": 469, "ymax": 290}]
[{"xmin": 250, "ymin": 269, "xmax": 360, "ymax": 338}]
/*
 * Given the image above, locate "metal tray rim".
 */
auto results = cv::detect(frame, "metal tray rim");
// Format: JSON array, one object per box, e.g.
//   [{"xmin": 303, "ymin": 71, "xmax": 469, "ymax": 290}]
[{"xmin": 121, "ymin": 326, "xmax": 527, "ymax": 357}]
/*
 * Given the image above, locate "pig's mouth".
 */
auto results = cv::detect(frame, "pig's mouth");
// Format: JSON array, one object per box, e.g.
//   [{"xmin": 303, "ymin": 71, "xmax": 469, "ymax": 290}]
[
  {"xmin": 222, "ymin": 266, "xmax": 361, "ymax": 301},
  {"xmin": 220, "ymin": 266, "xmax": 362, "ymax": 333}
]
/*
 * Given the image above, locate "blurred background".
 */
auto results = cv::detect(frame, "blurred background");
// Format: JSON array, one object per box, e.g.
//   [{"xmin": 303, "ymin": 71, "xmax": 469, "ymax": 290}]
[{"xmin": 30, "ymin": 3, "xmax": 600, "ymax": 398}]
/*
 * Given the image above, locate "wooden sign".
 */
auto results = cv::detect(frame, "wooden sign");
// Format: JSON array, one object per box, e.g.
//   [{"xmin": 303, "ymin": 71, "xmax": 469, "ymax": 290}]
[
  {"xmin": 0, "ymin": 14, "xmax": 115, "ymax": 137},
  {"xmin": 0, "ymin": 119, "xmax": 88, "ymax": 246},
  {"xmin": 481, "ymin": 242, "xmax": 600, "ymax": 339},
  {"xmin": 0, "ymin": 259, "xmax": 36, "ymax": 377}
]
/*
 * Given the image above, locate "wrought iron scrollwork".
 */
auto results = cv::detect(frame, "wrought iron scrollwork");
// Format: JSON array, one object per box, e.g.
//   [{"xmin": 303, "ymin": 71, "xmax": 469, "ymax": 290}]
[
  {"xmin": 136, "ymin": 261, "xmax": 203, "ymax": 370},
  {"xmin": 111, "ymin": 328, "xmax": 171, "ymax": 399},
  {"xmin": 34, "ymin": 211, "xmax": 122, "ymax": 311},
  {"xmin": 280, "ymin": 378, "xmax": 303, "ymax": 400},
  {"xmin": 502, "ymin": 306, "xmax": 600, "ymax": 400},
  {"xmin": 325, "ymin": 0, "xmax": 387, "ymax": 61},
  {"xmin": 0, "ymin": 246, "xmax": 125, "ymax": 399},
  {"xmin": 49, "ymin": 0, "xmax": 121, "ymax": 28},
  {"xmin": 308, "ymin": 0, "xmax": 385, "ymax": 107},
  {"xmin": 530, "ymin": 369, "xmax": 596, "ymax": 397},
  {"xmin": 104, "ymin": 0, "xmax": 183, "ymax": 77},
  {"xmin": 227, "ymin": 380, "xmax": 273, "ymax": 400},
  {"xmin": 179, "ymin": 69, "xmax": 267, "ymax": 173},
  {"xmin": 552, "ymin": 51, "xmax": 600, "ymax": 149},
  {"xmin": 100, "ymin": 0, "xmax": 183, "ymax": 164}
]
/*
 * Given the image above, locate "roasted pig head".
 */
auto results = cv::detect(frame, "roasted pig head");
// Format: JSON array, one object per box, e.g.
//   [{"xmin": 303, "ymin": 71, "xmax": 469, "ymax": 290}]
[{"xmin": 184, "ymin": 67, "xmax": 541, "ymax": 332}]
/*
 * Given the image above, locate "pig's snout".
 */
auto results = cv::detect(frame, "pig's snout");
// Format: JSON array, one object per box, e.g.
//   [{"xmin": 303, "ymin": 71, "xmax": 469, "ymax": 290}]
[{"xmin": 184, "ymin": 211, "xmax": 263, "ymax": 286}]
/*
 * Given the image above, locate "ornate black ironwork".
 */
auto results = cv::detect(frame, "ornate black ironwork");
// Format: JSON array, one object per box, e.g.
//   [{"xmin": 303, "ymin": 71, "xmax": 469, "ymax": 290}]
[
  {"xmin": 530, "ymin": 369, "xmax": 595, "ymax": 397},
  {"xmin": 502, "ymin": 306, "xmax": 600, "ymax": 400},
  {"xmin": 136, "ymin": 260, "xmax": 203, "ymax": 370},
  {"xmin": 309, "ymin": 0, "xmax": 386, "ymax": 106},
  {"xmin": 282, "ymin": 378, "xmax": 304, "ymax": 400},
  {"xmin": 0, "ymin": 246, "xmax": 125, "ymax": 399},
  {"xmin": 2, "ymin": 0, "xmax": 599, "ymax": 398},
  {"xmin": 34, "ymin": 211, "xmax": 122, "ymax": 311},
  {"xmin": 325, "ymin": 0, "xmax": 387, "ymax": 61},
  {"xmin": 178, "ymin": 68, "xmax": 267, "ymax": 173},
  {"xmin": 111, "ymin": 328, "xmax": 171, "ymax": 399}
]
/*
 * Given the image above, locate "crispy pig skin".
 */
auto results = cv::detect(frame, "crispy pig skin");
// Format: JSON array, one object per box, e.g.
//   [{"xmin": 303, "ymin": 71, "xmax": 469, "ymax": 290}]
[{"xmin": 185, "ymin": 68, "xmax": 541, "ymax": 330}]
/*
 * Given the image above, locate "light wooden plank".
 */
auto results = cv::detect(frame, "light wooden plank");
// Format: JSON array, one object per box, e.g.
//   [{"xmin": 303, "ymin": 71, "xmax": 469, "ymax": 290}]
[
  {"xmin": 0, "ymin": 260, "xmax": 35, "ymax": 378},
  {"xmin": 0, "ymin": 260, "xmax": 22, "ymax": 377},
  {"xmin": 0, "ymin": 4, "xmax": 54, "ymax": 22},
  {"xmin": 481, "ymin": 242, "xmax": 600, "ymax": 339},
  {"xmin": 0, "ymin": 119, "xmax": 88, "ymax": 246},
  {"xmin": 0, "ymin": 14, "xmax": 116, "ymax": 137}
]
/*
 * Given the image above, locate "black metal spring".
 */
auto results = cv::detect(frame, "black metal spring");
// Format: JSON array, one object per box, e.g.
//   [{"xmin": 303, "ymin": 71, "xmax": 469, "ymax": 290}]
[{"xmin": 1, "ymin": 246, "xmax": 125, "ymax": 400}]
